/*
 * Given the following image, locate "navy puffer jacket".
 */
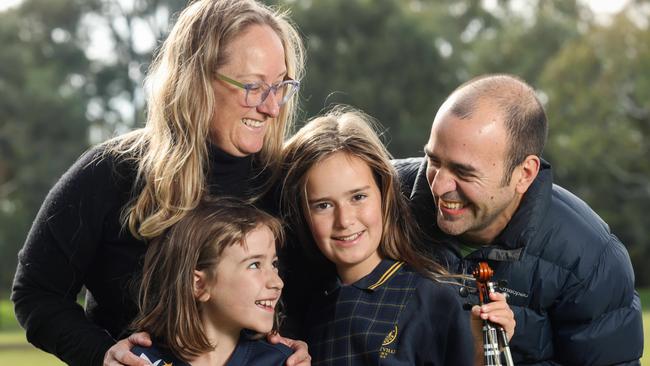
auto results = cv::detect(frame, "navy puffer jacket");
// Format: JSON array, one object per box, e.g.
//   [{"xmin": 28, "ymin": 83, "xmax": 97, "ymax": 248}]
[{"xmin": 394, "ymin": 157, "xmax": 643, "ymax": 365}]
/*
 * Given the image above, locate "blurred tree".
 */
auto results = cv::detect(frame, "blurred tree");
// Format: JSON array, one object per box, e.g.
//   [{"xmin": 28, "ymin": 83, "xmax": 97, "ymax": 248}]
[
  {"xmin": 278, "ymin": 0, "xmax": 570, "ymax": 155},
  {"xmin": 279, "ymin": 0, "xmax": 458, "ymax": 157},
  {"xmin": 0, "ymin": 0, "xmax": 187, "ymax": 294},
  {"xmin": 465, "ymin": 0, "xmax": 584, "ymax": 84},
  {"xmin": 0, "ymin": 0, "xmax": 91, "ymax": 294},
  {"xmin": 540, "ymin": 8, "xmax": 650, "ymax": 284},
  {"xmin": 78, "ymin": 0, "xmax": 186, "ymax": 140}
]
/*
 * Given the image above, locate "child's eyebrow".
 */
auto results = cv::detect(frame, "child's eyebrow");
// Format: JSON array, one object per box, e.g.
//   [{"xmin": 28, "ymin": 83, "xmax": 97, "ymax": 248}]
[
  {"xmin": 240, "ymin": 254, "xmax": 266, "ymax": 263},
  {"xmin": 348, "ymin": 186, "xmax": 370, "ymax": 194},
  {"xmin": 307, "ymin": 186, "xmax": 371, "ymax": 204},
  {"xmin": 239, "ymin": 253, "xmax": 279, "ymax": 263}
]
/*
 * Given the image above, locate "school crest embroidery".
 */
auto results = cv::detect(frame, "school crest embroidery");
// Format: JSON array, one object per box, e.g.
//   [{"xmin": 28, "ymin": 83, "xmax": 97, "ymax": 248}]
[
  {"xmin": 379, "ymin": 324, "xmax": 398, "ymax": 358},
  {"xmin": 137, "ymin": 352, "xmax": 174, "ymax": 366}
]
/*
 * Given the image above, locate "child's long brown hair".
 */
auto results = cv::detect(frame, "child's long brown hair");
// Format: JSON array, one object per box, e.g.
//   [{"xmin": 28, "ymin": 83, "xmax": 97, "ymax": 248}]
[
  {"xmin": 130, "ymin": 198, "xmax": 284, "ymax": 361},
  {"xmin": 281, "ymin": 106, "xmax": 447, "ymax": 279}
]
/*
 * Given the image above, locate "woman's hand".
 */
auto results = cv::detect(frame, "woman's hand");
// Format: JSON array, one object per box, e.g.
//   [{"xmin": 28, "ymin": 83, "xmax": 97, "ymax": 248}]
[
  {"xmin": 267, "ymin": 332, "xmax": 311, "ymax": 366},
  {"xmin": 103, "ymin": 332, "xmax": 153, "ymax": 366}
]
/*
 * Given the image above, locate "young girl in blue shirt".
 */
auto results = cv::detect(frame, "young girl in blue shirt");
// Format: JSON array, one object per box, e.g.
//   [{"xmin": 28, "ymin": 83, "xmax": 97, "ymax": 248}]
[
  {"xmin": 129, "ymin": 199, "xmax": 294, "ymax": 366},
  {"xmin": 280, "ymin": 107, "xmax": 514, "ymax": 365}
]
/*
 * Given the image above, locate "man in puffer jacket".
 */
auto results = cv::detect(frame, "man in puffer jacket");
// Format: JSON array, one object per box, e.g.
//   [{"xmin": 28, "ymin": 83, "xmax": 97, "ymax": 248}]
[{"xmin": 394, "ymin": 74, "xmax": 643, "ymax": 365}]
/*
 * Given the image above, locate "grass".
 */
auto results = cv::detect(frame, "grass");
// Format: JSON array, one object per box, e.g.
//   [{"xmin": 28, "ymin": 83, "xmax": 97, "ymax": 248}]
[
  {"xmin": 0, "ymin": 297, "xmax": 19, "ymax": 330},
  {"xmin": 0, "ymin": 348, "xmax": 66, "ymax": 365},
  {"xmin": 645, "ymin": 313, "xmax": 650, "ymax": 366},
  {"xmin": 641, "ymin": 289, "xmax": 650, "ymax": 366},
  {"xmin": 0, "ymin": 293, "xmax": 648, "ymax": 365},
  {"xmin": 0, "ymin": 298, "xmax": 67, "ymax": 365},
  {"xmin": 0, "ymin": 329, "xmax": 66, "ymax": 365},
  {"xmin": 0, "ymin": 330, "xmax": 28, "ymax": 343}
]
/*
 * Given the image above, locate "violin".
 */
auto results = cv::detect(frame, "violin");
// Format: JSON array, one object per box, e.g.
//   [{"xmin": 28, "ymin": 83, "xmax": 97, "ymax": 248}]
[{"xmin": 469, "ymin": 262, "xmax": 515, "ymax": 366}]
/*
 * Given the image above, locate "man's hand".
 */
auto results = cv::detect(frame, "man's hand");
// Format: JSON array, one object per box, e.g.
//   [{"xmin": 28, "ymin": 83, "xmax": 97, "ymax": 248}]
[
  {"xmin": 103, "ymin": 332, "xmax": 153, "ymax": 366},
  {"xmin": 471, "ymin": 292, "xmax": 515, "ymax": 340},
  {"xmin": 469, "ymin": 292, "xmax": 515, "ymax": 365},
  {"xmin": 268, "ymin": 332, "xmax": 311, "ymax": 366}
]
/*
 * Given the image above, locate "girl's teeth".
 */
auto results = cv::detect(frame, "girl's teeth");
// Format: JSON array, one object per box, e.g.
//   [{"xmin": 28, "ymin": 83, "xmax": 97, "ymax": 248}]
[
  {"xmin": 255, "ymin": 300, "xmax": 273, "ymax": 307},
  {"xmin": 335, "ymin": 232, "xmax": 361, "ymax": 241}
]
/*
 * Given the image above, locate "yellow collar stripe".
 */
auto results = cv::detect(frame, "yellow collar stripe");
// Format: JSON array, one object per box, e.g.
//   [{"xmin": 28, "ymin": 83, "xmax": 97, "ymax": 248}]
[{"xmin": 368, "ymin": 261, "xmax": 404, "ymax": 290}]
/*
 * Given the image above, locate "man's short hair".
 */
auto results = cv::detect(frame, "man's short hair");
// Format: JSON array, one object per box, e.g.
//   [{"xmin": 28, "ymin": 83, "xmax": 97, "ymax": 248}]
[{"xmin": 448, "ymin": 74, "xmax": 548, "ymax": 185}]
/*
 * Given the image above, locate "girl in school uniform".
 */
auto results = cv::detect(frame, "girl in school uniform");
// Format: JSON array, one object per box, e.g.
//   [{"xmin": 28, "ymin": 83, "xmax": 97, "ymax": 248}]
[
  {"xmin": 130, "ymin": 199, "xmax": 296, "ymax": 366},
  {"xmin": 280, "ymin": 107, "xmax": 514, "ymax": 365}
]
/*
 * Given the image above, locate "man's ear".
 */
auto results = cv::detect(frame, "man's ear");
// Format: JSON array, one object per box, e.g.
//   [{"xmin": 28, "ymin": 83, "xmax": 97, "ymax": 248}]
[
  {"xmin": 514, "ymin": 155, "xmax": 540, "ymax": 195},
  {"xmin": 194, "ymin": 270, "xmax": 211, "ymax": 302}
]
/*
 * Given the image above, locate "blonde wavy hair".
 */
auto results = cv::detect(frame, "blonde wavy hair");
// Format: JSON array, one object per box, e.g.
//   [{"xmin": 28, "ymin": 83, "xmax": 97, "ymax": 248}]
[
  {"xmin": 281, "ymin": 107, "xmax": 448, "ymax": 278},
  {"xmin": 108, "ymin": 0, "xmax": 305, "ymax": 239}
]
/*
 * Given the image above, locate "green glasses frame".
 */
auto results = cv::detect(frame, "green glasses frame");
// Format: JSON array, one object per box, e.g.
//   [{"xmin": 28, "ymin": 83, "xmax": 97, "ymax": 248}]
[{"xmin": 216, "ymin": 73, "xmax": 300, "ymax": 107}]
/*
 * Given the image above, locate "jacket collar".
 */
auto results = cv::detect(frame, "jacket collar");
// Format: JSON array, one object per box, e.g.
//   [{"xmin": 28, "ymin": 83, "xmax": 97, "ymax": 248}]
[
  {"xmin": 323, "ymin": 259, "xmax": 405, "ymax": 295},
  {"xmin": 408, "ymin": 157, "xmax": 553, "ymax": 255},
  {"xmin": 493, "ymin": 159, "xmax": 552, "ymax": 250}
]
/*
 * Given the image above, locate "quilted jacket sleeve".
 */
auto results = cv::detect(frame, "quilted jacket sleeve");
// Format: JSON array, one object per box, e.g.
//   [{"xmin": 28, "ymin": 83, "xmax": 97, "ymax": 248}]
[{"xmin": 550, "ymin": 235, "xmax": 643, "ymax": 365}]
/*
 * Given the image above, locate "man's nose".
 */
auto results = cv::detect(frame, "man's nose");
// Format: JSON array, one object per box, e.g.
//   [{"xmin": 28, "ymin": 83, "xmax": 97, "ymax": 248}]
[{"xmin": 430, "ymin": 168, "xmax": 456, "ymax": 197}]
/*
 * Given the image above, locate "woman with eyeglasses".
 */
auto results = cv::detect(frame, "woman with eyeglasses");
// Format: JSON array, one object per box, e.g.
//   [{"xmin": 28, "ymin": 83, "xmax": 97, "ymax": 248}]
[{"xmin": 11, "ymin": 1, "xmax": 309, "ymax": 365}]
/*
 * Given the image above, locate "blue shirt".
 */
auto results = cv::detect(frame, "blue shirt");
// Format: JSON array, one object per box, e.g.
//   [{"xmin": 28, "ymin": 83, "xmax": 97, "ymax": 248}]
[
  {"xmin": 131, "ymin": 333, "xmax": 293, "ymax": 365},
  {"xmin": 305, "ymin": 259, "xmax": 475, "ymax": 365}
]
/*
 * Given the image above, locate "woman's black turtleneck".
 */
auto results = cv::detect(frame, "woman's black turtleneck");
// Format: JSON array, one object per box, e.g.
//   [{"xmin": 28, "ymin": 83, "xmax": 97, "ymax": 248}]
[{"xmin": 206, "ymin": 143, "xmax": 257, "ymax": 198}]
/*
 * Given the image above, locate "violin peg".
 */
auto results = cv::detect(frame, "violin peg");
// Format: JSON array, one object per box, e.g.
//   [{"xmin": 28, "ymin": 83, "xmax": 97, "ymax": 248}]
[
  {"xmin": 459, "ymin": 286, "xmax": 470, "ymax": 297},
  {"xmin": 459, "ymin": 286, "xmax": 477, "ymax": 297}
]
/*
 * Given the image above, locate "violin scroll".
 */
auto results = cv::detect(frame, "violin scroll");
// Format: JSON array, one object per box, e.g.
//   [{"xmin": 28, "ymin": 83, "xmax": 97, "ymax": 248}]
[
  {"xmin": 472, "ymin": 262, "xmax": 494, "ymax": 283},
  {"xmin": 469, "ymin": 262, "xmax": 515, "ymax": 366}
]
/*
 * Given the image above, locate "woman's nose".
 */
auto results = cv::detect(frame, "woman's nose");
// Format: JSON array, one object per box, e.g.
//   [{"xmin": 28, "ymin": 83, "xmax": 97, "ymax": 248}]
[{"xmin": 257, "ymin": 90, "xmax": 280, "ymax": 118}]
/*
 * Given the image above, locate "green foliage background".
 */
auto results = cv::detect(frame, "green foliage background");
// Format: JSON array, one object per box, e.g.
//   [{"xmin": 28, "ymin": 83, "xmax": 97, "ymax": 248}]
[{"xmin": 1, "ymin": 0, "xmax": 649, "ymax": 299}]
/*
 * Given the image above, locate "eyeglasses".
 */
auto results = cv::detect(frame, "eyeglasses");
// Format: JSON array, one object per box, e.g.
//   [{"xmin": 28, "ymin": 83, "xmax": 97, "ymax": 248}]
[{"xmin": 216, "ymin": 73, "xmax": 300, "ymax": 108}]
